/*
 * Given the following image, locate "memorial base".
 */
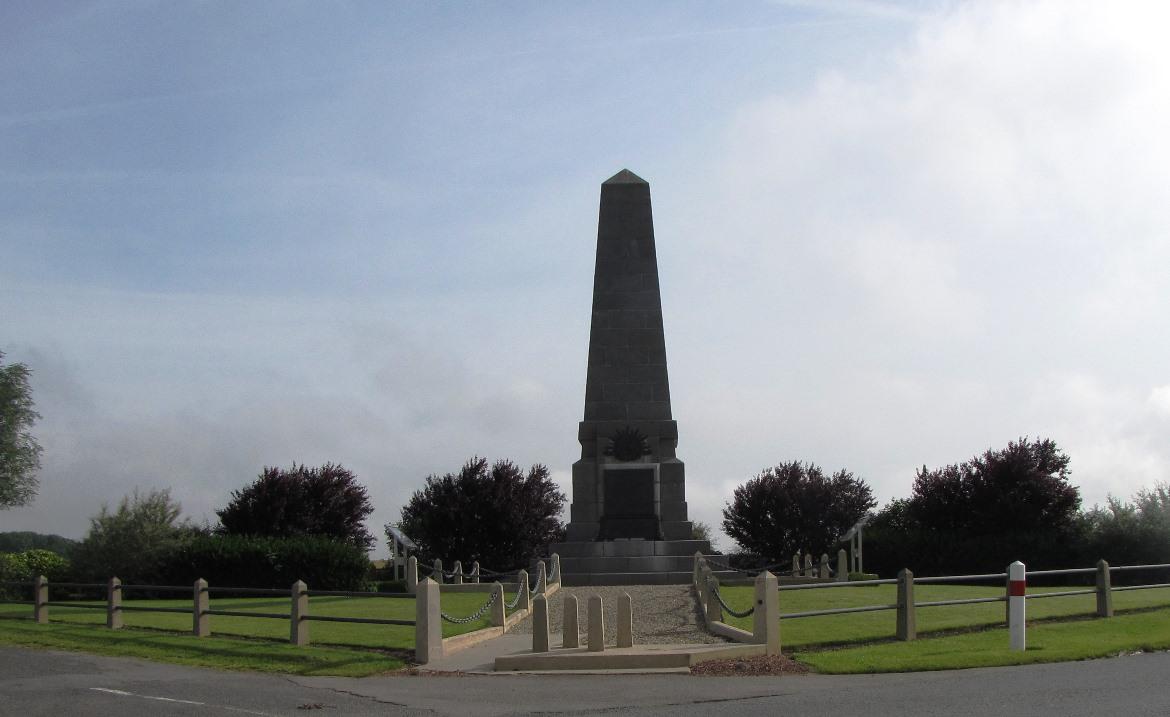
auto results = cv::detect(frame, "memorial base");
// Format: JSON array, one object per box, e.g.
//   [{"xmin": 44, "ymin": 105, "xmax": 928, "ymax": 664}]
[{"xmin": 549, "ymin": 539, "xmax": 711, "ymax": 586}]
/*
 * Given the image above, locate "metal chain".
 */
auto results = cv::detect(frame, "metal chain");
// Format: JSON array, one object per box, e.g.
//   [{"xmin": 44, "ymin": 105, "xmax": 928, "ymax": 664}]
[
  {"xmin": 505, "ymin": 579, "xmax": 525, "ymax": 610},
  {"xmin": 529, "ymin": 571, "xmax": 545, "ymax": 595},
  {"xmin": 440, "ymin": 586, "xmax": 500, "ymax": 624},
  {"xmin": 706, "ymin": 575, "xmax": 755, "ymax": 618}
]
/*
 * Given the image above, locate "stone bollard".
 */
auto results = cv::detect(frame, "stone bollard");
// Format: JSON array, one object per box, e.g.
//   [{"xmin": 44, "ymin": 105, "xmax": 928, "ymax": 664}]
[
  {"xmin": 705, "ymin": 578, "xmax": 724, "ymax": 624},
  {"xmin": 415, "ymin": 577, "xmax": 443, "ymax": 663},
  {"xmin": 472, "ymin": 561, "xmax": 481, "ymax": 584},
  {"xmin": 107, "ymin": 577, "xmax": 123, "ymax": 630},
  {"xmin": 693, "ymin": 551, "xmax": 704, "ymax": 589},
  {"xmin": 819, "ymin": 553, "xmax": 830, "ymax": 579},
  {"xmin": 588, "ymin": 595, "xmax": 605, "ymax": 652},
  {"xmin": 803, "ymin": 553, "xmax": 813, "ymax": 578},
  {"xmin": 537, "ymin": 561, "xmax": 547, "ymax": 594},
  {"xmin": 754, "ymin": 570, "xmax": 780, "ymax": 655},
  {"xmin": 563, "ymin": 595, "xmax": 580, "ymax": 648},
  {"xmin": 433, "ymin": 558, "xmax": 444, "ymax": 585},
  {"xmin": 517, "ymin": 570, "xmax": 531, "ymax": 612},
  {"xmin": 453, "ymin": 560, "xmax": 463, "ymax": 585},
  {"xmin": 532, "ymin": 595, "xmax": 550, "ymax": 652},
  {"xmin": 407, "ymin": 556, "xmax": 418, "ymax": 595},
  {"xmin": 551, "ymin": 554, "xmax": 561, "ymax": 585},
  {"xmin": 1096, "ymin": 559, "xmax": 1113, "ymax": 618},
  {"xmin": 490, "ymin": 582, "xmax": 505, "ymax": 627},
  {"xmin": 193, "ymin": 578, "xmax": 209, "ymax": 637},
  {"xmin": 896, "ymin": 569, "xmax": 915, "ymax": 641},
  {"xmin": 617, "ymin": 593, "xmax": 633, "ymax": 648},
  {"xmin": 792, "ymin": 553, "xmax": 800, "ymax": 577},
  {"xmin": 837, "ymin": 549, "xmax": 848, "ymax": 582},
  {"xmin": 33, "ymin": 575, "xmax": 48, "ymax": 624},
  {"xmin": 290, "ymin": 580, "xmax": 309, "ymax": 646}
]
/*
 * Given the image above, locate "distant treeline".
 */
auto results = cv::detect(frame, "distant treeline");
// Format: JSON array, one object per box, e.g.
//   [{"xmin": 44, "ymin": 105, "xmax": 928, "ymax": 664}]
[{"xmin": 0, "ymin": 531, "xmax": 77, "ymax": 557}]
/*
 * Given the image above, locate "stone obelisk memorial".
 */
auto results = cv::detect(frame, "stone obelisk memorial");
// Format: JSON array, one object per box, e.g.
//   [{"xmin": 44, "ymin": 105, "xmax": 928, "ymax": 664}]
[{"xmin": 552, "ymin": 169, "xmax": 711, "ymax": 585}]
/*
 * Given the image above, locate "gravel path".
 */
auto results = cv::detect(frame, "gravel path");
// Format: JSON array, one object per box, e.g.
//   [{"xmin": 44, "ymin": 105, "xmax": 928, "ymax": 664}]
[{"xmin": 510, "ymin": 585, "xmax": 730, "ymax": 645}]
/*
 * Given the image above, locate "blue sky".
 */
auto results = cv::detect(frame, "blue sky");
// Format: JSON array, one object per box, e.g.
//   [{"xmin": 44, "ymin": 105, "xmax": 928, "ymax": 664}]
[{"xmin": 5, "ymin": 1, "xmax": 1170, "ymax": 554}]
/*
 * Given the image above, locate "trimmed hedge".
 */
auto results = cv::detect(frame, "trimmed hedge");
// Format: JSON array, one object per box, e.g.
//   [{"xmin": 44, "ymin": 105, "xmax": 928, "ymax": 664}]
[{"xmin": 161, "ymin": 535, "xmax": 370, "ymax": 591}]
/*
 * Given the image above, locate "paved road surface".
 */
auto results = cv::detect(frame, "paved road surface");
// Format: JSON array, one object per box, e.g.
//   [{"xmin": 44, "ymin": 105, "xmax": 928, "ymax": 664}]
[{"xmin": 4, "ymin": 646, "xmax": 1170, "ymax": 716}]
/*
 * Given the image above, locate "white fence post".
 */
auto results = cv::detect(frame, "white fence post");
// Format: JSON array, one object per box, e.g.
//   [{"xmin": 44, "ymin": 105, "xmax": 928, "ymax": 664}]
[
  {"xmin": 290, "ymin": 580, "xmax": 309, "ymax": 646},
  {"xmin": 490, "ymin": 582, "xmax": 505, "ymax": 627},
  {"xmin": 1096, "ymin": 559, "xmax": 1113, "ymax": 618},
  {"xmin": 819, "ymin": 553, "xmax": 830, "ymax": 579},
  {"xmin": 517, "ymin": 570, "xmax": 531, "ymax": 612},
  {"xmin": 532, "ymin": 594, "xmax": 550, "ymax": 652},
  {"xmin": 551, "ymin": 553, "xmax": 561, "ymax": 585},
  {"xmin": 1009, "ymin": 561, "xmax": 1026, "ymax": 651},
  {"xmin": 471, "ymin": 561, "xmax": 481, "ymax": 584},
  {"xmin": 33, "ymin": 575, "xmax": 47, "ymax": 624},
  {"xmin": 537, "ymin": 561, "xmax": 547, "ymax": 594},
  {"xmin": 563, "ymin": 594, "xmax": 580, "ymax": 648},
  {"xmin": 433, "ymin": 559, "xmax": 444, "ymax": 585},
  {"xmin": 407, "ymin": 556, "xmax": 418, "ymax": 594},
  {"xmin": 193, "ymin": 578, "xmax": 209, "ymax": 637},
  {"xmin": 754, "ymin": 570, "xmax": 780, "ymax": 655},
  {"xmin": 617, "ymin": 593, "xmax": 633, "ymax": 648},
  {"xmin": 453, "ymin": 560, "xmax": 463, "ymax": 585},
  {"xmin": 896, "ymin": 568, "xmax": 915, "ymax": 641},
  {"xmin": 588, "ymin": 595, "xmax": 605, "ymax": 652},
  {"xmin": 415, "ymin": 577, "xmax": 443, "ymax": 663},
  {"xmin": 107, "ymin": 577, "xmax": 122, "ymax": 630},
  {"xmin": 837, "ymin": 549, "xmax": 848, "ymax": 582}
]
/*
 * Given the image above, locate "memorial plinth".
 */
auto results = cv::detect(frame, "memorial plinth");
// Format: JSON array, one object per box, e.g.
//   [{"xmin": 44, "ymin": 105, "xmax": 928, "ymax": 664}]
[{"xmin": 552, "ymin": 169, "xmax": 710, "ymax": 585}]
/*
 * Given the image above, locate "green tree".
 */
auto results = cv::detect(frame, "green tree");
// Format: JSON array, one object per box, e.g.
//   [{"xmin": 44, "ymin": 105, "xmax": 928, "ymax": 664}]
[
  {"xmin": 0, "ymin": 351, "xmax": 42, "ymax": 508},
  {"xmin": 73, "ymin": 488, "xmax": 199, "ymax": 583}
]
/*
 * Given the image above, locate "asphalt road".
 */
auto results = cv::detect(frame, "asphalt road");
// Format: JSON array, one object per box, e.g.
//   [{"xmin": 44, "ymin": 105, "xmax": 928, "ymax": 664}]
[{"xmin": 3, "ymin": 646, "xmax": 1170, "ymax": 716}]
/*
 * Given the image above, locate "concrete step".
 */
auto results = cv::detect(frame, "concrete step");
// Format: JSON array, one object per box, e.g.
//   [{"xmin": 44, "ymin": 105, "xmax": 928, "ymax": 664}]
[
  {"xmin": 560, "ymin": 570, "xmax": 738, "ymax": 586},
  {"xmin": 549, "ymin": 540, "xmax": 710, "ymax": 559},
  {"xmin": 559, "ymin": 555, "xmax": 696, "ymax": 573}
]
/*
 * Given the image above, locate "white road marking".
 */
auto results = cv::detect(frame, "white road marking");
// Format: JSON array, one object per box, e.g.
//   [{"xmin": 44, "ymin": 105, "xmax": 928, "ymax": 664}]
[{"xmin": 89, "ymin": 687, "xmax": 278, "ymax": 715}]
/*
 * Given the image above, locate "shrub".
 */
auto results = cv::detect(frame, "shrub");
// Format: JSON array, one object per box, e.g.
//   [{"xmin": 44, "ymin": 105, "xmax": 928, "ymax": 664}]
[
  {"xmin": 71, "ymin": 488, "xmax": 200, "ymax": 584},
  {"xmin": 162, "ymin": 534, "xmax": 369, "ymax": 591}
]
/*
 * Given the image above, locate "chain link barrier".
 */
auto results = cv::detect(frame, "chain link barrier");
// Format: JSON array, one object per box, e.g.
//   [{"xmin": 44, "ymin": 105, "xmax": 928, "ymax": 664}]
[
  {"xmin": 440, "ymin": 586, "xmax": 499, "ymax": 624},
  {"xmin": 705, "ymin": 574, "xmax": 755, "ymax": 618},
  {"xmin": 504, "ymin": 580, "xmax": 525, "ymax": 610},
  {"xmin": 529, "ymin": 570, "xmax": 545, "ymax": 596}
]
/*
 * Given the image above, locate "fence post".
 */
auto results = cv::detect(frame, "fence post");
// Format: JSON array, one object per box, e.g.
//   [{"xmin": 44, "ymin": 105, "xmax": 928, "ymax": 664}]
[
  {"xmin": 563, "ymin": 594, "xmax": 580, "ymax": 648},
  {"xmin": 537, "ymin": 561, "xmax": 547, "ymax": 594},
  {"xmin": 617, "ymin": 593, "xmax": 633, "ymax": 648},
  {"xmin": 803, "ymin": 553, "xmax": 813, "ymax": 578},
  {"xmin": 415, "ymin": 577, "xmax": 443, "ymax": 663},
  {"xmin": 471, "ymin": 561, "xmax": 481, "ymax": 584},
  {"xmin": 453, "ymin": 560, "xmax": 463, "ymax": 585},
  {"xmin": 705, "ymin": 576, "xmax": 724, "ymax": 624},
  {"xmin": 754, "ymin": 570, "xmax": 780, "ymax": 655},
  {"xmin": 1096, "ymin": 559, "xmax": 1113, "ymax": 618},
  {"xmin": 896, "ymin": 568, "xmax": 916, "ymax": 641},
  {"xmin": 551, "ymin": 553, "xmax": 561, "ymax": 585},
  {"xmin": 490, "ymin": 582, "xmax": 505, "ymax": 627},
  {"xmin": 193, "ymin": 578, "xmax": 209, "ymax": 637},
  {"xmin": 837, "ymin": 549, "xmax": 848, "ymax": 582},
  {"xmin": 107, "ymin": 577, "xmax": 122, "ymax": 630},
  {"xmin": 33, "ymin": 575, "xmax": 47, "ymax": 624},
  {"xmin": 693, "ymin": 551, "xmax": 703, "ymax": 588},
  {"xmin": 290, "ymin": 580, "xmax": 309, "ymax": 646},
  {"xmin": 517, "ymin": 570, "xmax": 531, "ymax": 612},
  {"xmin": 588, "ymin": 595, "xmax": 605, "ymax": 652},
  {"xmin": 792, "ymin": 552, "xmax": 800, "ymax": 576},
  {"xmin": 433, "ymin": 558, "xmax": 444, "ymax": 585},
  {"xmin": 1009, "ymin": 561, "xmax": 1026, "ymax": 651},
  {"xmin": 819, "ymin": 553, "xmax": 830, "ymax": 579},
  {"xmin": 407, "ymin": 556, "xmax": 418, "ymax": 595},
  {"xmin": 532, "ymin": 595, "xmax": 550, "ymax": 652}
]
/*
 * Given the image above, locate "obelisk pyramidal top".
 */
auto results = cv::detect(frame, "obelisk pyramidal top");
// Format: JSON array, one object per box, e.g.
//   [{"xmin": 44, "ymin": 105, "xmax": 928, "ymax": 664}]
[{"xmin": 564, "ymin": 169, "xmax": 693, "ymax": 542}]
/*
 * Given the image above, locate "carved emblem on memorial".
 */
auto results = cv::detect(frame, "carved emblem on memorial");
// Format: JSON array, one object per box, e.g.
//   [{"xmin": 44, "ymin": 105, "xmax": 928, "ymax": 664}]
[{"xmin": 605, "ymin": 426, "xmax": 651, "ymax": 462}]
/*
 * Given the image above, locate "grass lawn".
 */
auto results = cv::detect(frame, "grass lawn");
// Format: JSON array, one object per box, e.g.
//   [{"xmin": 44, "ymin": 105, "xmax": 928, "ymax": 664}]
[
  {"xmin": 796, "ymin": 606, "xmax": 1170, "ymax": 673},
  {"xmin": 717, "ymin": 583, "xmax": 1170, "ymax": 648},
  {"xmin": 0, "ymin": 588, "xmax": 506, "ymax": 674}
]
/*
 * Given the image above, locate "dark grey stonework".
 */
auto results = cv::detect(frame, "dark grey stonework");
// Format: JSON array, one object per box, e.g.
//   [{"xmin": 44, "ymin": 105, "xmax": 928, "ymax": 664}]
[{"xmin": 564, "ymin": 169, "xmax": 693, "ymax": 545}]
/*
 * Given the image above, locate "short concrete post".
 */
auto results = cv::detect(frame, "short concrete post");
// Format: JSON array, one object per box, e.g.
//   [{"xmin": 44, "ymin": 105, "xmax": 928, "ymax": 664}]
[
  {"xmin": 587, "ymin": 595, "xmax": 605, "ymax": 652},
  {"xmin": 1096, "ymin": 559, "xmax": 1113, "ymax": 618},
  {"xmin": 693, "ymin": 551, "xmax": 703, "ymax": 588},
  {"xmin": 452, "ymin": 560, "xmax": 463, "ymax": 585},
  {"xmin": 193, "ymin": 578, "xmax": 209, "ymax": 637},
  {"xmin": 563, "ymin": 595, "xmax": 580, "ymax": 648},
  {"xmin": 407, "ymin": 556, "xmax": 418, "ymax": 595},
  {"xmin": 1009, "ymin": 561, "xmax": 1026, "ymax": 651},
  {"xmin": 551, "ymin": 553, "xmax": 561, "ymax": 584},
  {"xmin": 537, "ymin": 561, "xmax": 547, "ymax": 594},
  {"xmin": 33, "ymin": 575, "xmax": 47, "ymax": 624},
  {"xmin": 617, "ymin": 593, "xmax": 633, "ymax": 648},
  {"xmin": 896, "ymin": 568, "xmax": 915, "ymax": 641},
  {"xmin": 433, "ymin": 558, "xmax": 444, "ymax": 585},
  {"xmin": 705, "ymin": 578, "xmax": 724, "ymax": 623},
  {"xmin": 290, "ymin": 580, "xmax": 309, "ymax": 646},
  {"xmin": 754, "ymin": 570, "xmax": 780, "ymax": 655},
  {"xmin": 471, "ymin": 561, "xmax": 481, "ymax": 584},
  {"xmin": 106, "ymin": 577, "xmax": 122, "ymax": 630},
  {"xmin": 415, "ymin": 577, "xmax": 443, "ymax": 663},
  {"xmin": 803, "ymin": 553, "xmax": 813, "ymax": 578},
  {"xmin": 837, "ymin": 549, "xmax": 848, "ymax": 582},
  {"xmin": 792, "ymin": 553, "xmax": 800, "ymax": 576},
  {"xmin": 532, "ymin": 595, "xmax": 550, "ymax": 652},
  {"xmin": 490, "ymin": 582, "xmax": 505, "ymax": 627},
  {"xmin": 819, "ymin": 553, "xmax": 830, "ymax": 579},
  {"xmin": 518, "ymin": 570, "xmax": 531, "ymax": 612}
]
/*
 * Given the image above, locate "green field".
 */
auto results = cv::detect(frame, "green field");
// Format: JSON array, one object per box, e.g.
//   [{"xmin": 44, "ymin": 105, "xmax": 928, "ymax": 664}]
[
  {"xmin": 0, "ymin": 588, "xmax": 507, "ymax": 674},
  {"xmin": 716, "ymin": 583, "xmax": 1170, "ymax": 648}
]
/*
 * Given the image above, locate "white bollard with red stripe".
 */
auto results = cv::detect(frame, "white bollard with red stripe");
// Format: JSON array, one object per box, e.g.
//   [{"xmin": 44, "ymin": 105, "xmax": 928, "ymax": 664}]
[{"xmin": 1008, "ymin": 561, "xmax": 1026, "ymax": 651}]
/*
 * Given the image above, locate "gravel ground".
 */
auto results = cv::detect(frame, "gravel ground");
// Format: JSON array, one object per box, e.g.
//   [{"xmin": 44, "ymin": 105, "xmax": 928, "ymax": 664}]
[{"xmin": 510, "ymin": 585, "xmax": 730, "ymax": 645}]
